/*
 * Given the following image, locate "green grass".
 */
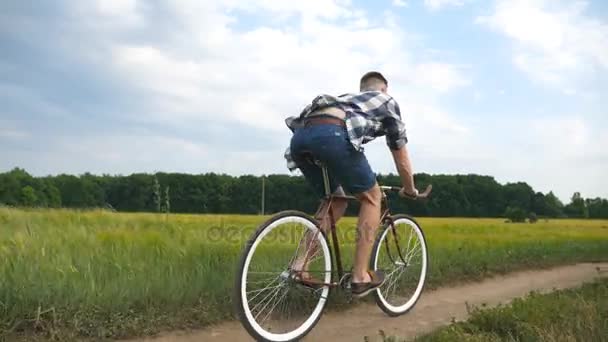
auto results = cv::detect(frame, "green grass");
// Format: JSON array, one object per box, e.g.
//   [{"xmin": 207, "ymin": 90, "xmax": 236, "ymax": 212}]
[
  {"xmin": 1, "ymin": 208, "xmax": 608, "ymax": 340},
  {"xmin": 414, "ymin": 277, "xmax": 608, "ymax": 342}
]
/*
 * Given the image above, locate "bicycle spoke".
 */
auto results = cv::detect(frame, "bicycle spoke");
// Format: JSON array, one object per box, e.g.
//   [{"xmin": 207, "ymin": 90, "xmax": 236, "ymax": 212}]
[
  {"xmin": 383, "ymin": 265, "xmax": 402, "ymax": 281},
  {"xmin": 383, "ymin": 266, "xmax": 405, "ymax": 300},
  {"xmin": 247, "ymin": 276, "xmax": 281, "ymax": 299},
  {"xmin": 402, "ymin": 228, "xmax": 414, "ymax": 258},
  {"xmin": 260, "ymin": 287, "xmax": 290, "ymax": 325},
  {"xmin": 250, "ymin": 281, "xmax": 285, "ymax": 315},
  {"xmin": 237, "ymin": 213, "xmax": 331, "ymax": 340},
  {"xmin": 248, "ymin": 278, "xmax": 281, "ymax": 285},
  {"xmin": 306, "ymin": 246, "xmax": 322, "ymax": 265},
  {"xmin": 247, "ymin": 283, "xmax": 282, "ymax": 299},
  {"xmin": 278, "ymin": 289, "xmax": 291, "ymax": 322},
  {"xmin": 405, "ymin": 241, "xmax": 421, "ymax": 263},
  {"xmin": 247, "ymin": 274, "xmax": 280, "ymax": 284},
  {"xmin": 390, "ymin": 267, "xmax": 408, "ymax": 300},
  {"xmin": 373, "ymin": 217, "xmax": 427, "ymax": 315},
  {"xmin": 408, "ymin": 252, "xmax": 422, "ymax": 265},
  {"xmin": 253, "ymin": 285, "xmax": 284, "ymax": 319},
  {"xmin": 288, "ymin": 228, "xmax": 307, "ymax": 265},
  {"xmin": 385, "ymin": 231, "xmax": 421, "ymax": 301},
  {"xmin": 248, "ymin": 271, "xmax": 285, "ymax": 275}
]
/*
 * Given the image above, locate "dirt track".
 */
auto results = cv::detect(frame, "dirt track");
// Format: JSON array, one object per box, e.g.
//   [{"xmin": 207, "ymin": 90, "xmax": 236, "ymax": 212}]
[{"xmin": 124, "ymin": 263, "xmax": 608, "ymax": 342}]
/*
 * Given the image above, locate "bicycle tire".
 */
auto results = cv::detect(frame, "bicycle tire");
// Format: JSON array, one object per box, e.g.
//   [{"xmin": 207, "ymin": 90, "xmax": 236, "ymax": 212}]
[
  {"xmin": 233, "ymin": 210, "xmax": 333, "ymax": 341},
  {"xmin": 370, "ymin": 214, "xmax": 429, "ymax": 316}
]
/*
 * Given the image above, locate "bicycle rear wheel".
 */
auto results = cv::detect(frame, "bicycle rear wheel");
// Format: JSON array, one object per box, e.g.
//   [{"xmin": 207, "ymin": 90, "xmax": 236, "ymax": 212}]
[
  {"xmin": 233, "ymin": 210, "xmax": 332, "ymax": 342},
  {"xmin": 371, "ymin": 214, "xmax": 428, "ymax": 316}
]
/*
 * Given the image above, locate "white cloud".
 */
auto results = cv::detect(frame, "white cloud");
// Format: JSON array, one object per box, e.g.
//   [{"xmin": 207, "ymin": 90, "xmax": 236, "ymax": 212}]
[
  {"xmin": 411, "ymin": 62, "xmax": 471, "ymax": 93},
  {"xmin": 424, "ymin": 0, "xmax": 469, "ymax": 11},
  {"xmin": 232, "ymin": 0, "xmax": 353, "ymax": 20},
  {"xmin": 0, "ymin": 128, "xmax": 29, "ymax": 140},
  {"xmin": 473, "ymin": 90, "xmax": 482, "ymax": 102},
  {"xmin": 530, "ymin": 116, "xmax": 589, "ymax": 148},
  {"xmin": 95, "ymin": 0, "xmax": 137, "ymax": 17},
  {"xmin": 406, "ymin": 102, "xmax": 469, "ymax": 134},
  {"xmin": 392, "ymin": 0, "xmax": 408, "ymax": 7},
  {"xmin": 2, "ymin": 1, "xmax": 473, "ymax": 180},
  {"xmin": 98, "ymin": 0, "xmax": 470, "ymax": 138},
  {"xmin": 513, "ymin": 115, "xmax": 606, "ymax": 200},
  {"xmin": 69, "ymin": 0, "xmax": 143, "ymax": 30},
  {"xmin": 477, "ymin": 0, "xmax": 608, "ymax": 91},
  {"xmin": 30, "ymin": 134, "xmax": 211, "ymax": 176}
]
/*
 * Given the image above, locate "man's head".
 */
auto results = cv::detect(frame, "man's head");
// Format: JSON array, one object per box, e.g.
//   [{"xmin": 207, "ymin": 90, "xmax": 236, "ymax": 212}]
[{"xmin": 359, "ymin": 71, "xmax": 388, "ymax": 93}]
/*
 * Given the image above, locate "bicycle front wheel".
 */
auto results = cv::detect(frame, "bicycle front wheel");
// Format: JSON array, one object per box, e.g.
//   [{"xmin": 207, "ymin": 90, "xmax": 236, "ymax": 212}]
[
  {"xmin": 371, "ymin": 214, "xmax": 428, "ymax": 316},
  {"xmin": 233, "ymin": 210, "xmax": 332, "ymax": 342}
]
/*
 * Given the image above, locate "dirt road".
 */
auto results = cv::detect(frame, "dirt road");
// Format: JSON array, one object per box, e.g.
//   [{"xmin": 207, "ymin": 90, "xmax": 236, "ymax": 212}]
[{"xmin": 125, "ymin": 263, "xmax": 608, "ymax": 342}]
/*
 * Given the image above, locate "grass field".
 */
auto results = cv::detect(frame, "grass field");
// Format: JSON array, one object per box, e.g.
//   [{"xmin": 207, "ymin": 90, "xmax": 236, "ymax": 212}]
[
  {"xmin": 414, "ymin": 277, "xmax": 608, "ymax": 342},
  {"xmin": 1, "ymin": 207, "xmax": 608, "ymax": 340}
]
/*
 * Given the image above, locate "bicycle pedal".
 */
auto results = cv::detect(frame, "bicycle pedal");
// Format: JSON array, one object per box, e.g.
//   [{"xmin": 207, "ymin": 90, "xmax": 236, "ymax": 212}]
[{"xmin": 339, "ymin": 273, "xmax": 352, "ymax": 290}]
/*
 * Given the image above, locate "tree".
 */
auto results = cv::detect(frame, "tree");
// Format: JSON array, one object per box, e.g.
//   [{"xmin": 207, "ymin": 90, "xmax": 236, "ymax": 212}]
[
  {"xmin": 20, "ymin": 186, "xmax": 38, "ymax": 207},
  {"xmin": 503, "ymin": 182, "xmax": 534, "ymax": 213},
  {"xmin": 152, "ymin": 175, "xmax": 161, "ymax": 212},
  {"xmin": 460, "ymin": 175, "xmax": 504, "ymax": 217},
  {"xmin": 0, "ymin": 171, "xmax": 21, "ymax": 205},
  {"xmin": 542, "ymin": 192, "xmax": 564, "ymax": 218},
  {"xmin": 564, "ymin": 192, "xmax": 588, "ymax": 218},
  {"xmin": 104, "ymin": 173, "xmax": 152, "ymax": 211},
  {"xmin": 528, "ymin": 212, "xmax": 538, "ymax": 223},
  {"xmin": 41, "ymin": 181, "xmax": 62, "ymax": 208},
  {"xmin": 586, "ymin": 198, "xmax": 608, "ymax": 219},
  {"xmin": 53, "ymin": 174, "xmax": 105, "ymax": 208},
  {"xmin": 1, "ymin": 168, "xmax": 607, "ymax": 218},
  {"xmin": 162, "ymin": 186, "xmax": 171, "ymax": 213},
  {"xmin": 504, "ymin": 206, "xmax": 527, "ymax": 223}
]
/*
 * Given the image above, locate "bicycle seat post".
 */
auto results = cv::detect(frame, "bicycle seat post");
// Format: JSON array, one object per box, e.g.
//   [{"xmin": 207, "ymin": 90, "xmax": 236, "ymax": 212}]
[
  {"xmin": 320, "ymin": 163, "xmax": 331, "ymax": 198},
  {"xmin": 317, "ymin": 160, "xmax": 345, "ymax": 280}
]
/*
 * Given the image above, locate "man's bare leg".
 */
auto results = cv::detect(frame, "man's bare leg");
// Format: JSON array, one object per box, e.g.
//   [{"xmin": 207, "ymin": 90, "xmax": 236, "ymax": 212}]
[
  {"xmin": 291, "ymin": 194, "xmax": 348, "ymax": 278},
  {"xmin": 352, "ymin": 184, "xmax": 382, "ymax": 283}
]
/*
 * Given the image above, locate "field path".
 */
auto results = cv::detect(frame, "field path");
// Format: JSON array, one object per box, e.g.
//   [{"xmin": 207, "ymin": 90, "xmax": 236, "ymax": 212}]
[{"xmin": 124, "ymin": 263, "xmax": 608, "ymax": 342}]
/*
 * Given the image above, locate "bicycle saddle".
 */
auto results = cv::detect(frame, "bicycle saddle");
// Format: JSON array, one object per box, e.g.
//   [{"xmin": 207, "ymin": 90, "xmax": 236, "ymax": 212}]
[{"xmin": 296, "ymin": 151, "xmax": 325, "ymax": 167}]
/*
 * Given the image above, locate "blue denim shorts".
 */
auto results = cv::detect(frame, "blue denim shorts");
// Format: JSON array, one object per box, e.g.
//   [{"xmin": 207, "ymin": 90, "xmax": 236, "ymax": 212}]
[{"xmin": 290, "ymin": 123, "xmax": 376, "ymax": 196}]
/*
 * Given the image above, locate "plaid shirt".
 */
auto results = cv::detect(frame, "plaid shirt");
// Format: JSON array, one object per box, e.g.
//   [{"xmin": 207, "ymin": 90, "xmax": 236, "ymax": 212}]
[{"xmin": 284, "ymin": 91, "xmax": 407, "ymax": 170}]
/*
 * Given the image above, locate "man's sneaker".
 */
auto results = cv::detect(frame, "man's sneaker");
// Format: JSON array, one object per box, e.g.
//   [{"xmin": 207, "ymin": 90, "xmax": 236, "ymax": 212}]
[{"xmin": 351, "ymin": 270, "xmax": 385, "ymax": 298}]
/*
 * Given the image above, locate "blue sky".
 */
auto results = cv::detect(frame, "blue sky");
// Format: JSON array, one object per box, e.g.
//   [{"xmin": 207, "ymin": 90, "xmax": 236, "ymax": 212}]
[{"xmin": 0, "ymin": 0, "xmax": 607, "ymax": 202}]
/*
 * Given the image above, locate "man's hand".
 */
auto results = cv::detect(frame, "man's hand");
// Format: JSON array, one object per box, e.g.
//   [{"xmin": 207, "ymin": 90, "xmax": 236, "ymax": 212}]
[{"xmin": 399, "ymin": 187, "xmax": 419, "ymax": 199}]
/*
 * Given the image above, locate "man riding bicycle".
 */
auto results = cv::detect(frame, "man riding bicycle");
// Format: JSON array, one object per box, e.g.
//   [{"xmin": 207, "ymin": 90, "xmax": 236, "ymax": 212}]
[{"xmin": 285, "ymin": 71, "xmax": 420, "ymax": 298}]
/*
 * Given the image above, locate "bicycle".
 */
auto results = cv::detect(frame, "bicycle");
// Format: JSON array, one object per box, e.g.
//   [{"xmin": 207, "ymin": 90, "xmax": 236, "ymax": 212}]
[{"xmin": 233, "ymin": 158, "xmax": 432, "ymax": 341}]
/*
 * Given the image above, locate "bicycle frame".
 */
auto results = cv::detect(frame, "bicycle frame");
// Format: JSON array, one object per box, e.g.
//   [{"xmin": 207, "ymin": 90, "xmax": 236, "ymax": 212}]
[
  {"xmin": 298, "ymin": 164, "xmax": 404, "ymax": 288},
  {"xmin": 236, "ymin": 161, "xmax": 431, "ymax": 342}
]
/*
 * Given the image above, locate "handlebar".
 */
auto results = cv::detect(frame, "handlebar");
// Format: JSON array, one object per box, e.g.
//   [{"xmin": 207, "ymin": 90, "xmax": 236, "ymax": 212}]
[{"xmin": 379, "ymin": 184, "xmax": 433, "ymax": 200}]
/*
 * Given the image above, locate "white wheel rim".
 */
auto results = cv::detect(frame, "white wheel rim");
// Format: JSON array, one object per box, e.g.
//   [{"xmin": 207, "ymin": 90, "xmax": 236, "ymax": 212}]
[
  {"xmin": 241, "ymin": 216, "xmax": 331, "ymax": 341},
  {"xmin": 374, "ymin": 217, "xmax": 427, "ymax": 313}
]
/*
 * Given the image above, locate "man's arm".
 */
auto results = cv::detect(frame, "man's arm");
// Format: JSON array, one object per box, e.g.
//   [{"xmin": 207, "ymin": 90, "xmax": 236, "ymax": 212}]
[
  {"xmin": 390, "ymin": 146, "xmax": 418, "ymax": 198},
  {"xmin": 382, "ymin": 97, "xmax": 418, "ymax": 197}
]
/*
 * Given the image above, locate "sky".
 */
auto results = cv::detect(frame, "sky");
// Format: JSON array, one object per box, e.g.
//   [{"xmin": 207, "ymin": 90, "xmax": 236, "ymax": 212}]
[{"xmin": 0, "ymin": 0, "xmax": 607, "ymax": 202}]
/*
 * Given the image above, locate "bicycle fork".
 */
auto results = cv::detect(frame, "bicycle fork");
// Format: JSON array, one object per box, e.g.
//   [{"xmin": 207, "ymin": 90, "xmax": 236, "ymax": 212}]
[{"xmin": 382, "ymin": 214, "xmax": 408, "ymax": 267}]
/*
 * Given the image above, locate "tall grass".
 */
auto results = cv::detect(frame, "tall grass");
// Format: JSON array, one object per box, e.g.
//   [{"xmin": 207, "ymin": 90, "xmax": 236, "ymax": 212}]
[
  {"xmin": 416, "ymin": 277, "xmax": 608, "ymax": 342},
  {"xmin": 1, "ymin": 208, "xmax": 607, "ymax": 339}
]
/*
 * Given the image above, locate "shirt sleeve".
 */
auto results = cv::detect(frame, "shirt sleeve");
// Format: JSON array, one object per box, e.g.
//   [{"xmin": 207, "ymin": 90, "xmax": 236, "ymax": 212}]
[
  {"xmin": 382, "ymin": 98, "xmax": 408, "ymax": 150},
  {"xmin": 285, "ymin": 115, "xmax": 303, "ymax": 133}
]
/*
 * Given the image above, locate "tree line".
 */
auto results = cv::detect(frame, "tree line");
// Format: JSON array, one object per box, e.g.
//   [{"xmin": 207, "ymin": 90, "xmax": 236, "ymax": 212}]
[{"xmin": 1, "ymin": 167, "xmax": 607, "ymax": 219}]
